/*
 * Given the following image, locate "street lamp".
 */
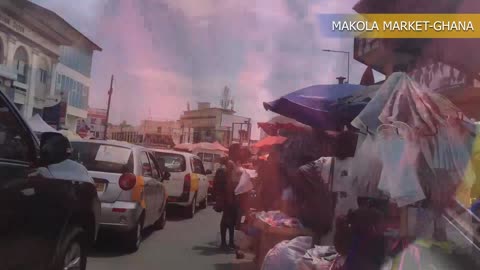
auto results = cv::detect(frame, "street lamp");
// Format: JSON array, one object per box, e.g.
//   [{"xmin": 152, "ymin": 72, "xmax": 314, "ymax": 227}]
[{"xmin": 323, "ymin": 49, "xmax": 350, "ymax": 83}]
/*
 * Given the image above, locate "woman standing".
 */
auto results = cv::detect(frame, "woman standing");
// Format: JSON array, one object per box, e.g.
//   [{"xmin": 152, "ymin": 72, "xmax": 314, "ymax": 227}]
[{"xmin": 214, "ymin": 143, "xmax": 243, "ymax": 250}]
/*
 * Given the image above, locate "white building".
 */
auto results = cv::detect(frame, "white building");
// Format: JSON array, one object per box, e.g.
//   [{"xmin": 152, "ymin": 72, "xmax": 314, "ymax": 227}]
[
  {"xmin": 0, "ymin": 0, "xmax": 100, "ymax": 130},
  {"xmin": 54, "ymin": 41, "xmax": 101, "ymax": 131}
]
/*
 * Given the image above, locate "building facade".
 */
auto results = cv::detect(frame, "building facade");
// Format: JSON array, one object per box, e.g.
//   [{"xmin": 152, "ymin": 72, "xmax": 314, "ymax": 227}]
[
  {"xmin": 0, "ymin": 1, "xmax": 101, "ymax": 128},
  {"xmin": 0, "ymin": 0, "xmax": 101, "ymax": 131},
  {"xmin": 107, "ymin": 120, "xmax": 179, "ymax": 148},
  {"xmin": 0, "ymin": 1, "xmax": 69, "ymax": 117},
  {"xmin": 178, "ymin": 102, "xmax": 251, "ymax": 146},
  {"xmin": 54, "ymin": 42, "xmax": 101, "ymax": 132}
]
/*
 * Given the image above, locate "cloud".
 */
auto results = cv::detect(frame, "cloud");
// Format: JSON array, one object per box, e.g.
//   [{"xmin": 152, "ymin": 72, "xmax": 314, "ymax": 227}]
[{"xmin": 33, "ymin": 0, "xmax": 384, "ymax": 136}]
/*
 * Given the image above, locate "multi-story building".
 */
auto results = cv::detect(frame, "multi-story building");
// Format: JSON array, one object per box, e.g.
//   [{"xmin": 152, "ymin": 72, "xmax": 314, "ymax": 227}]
[
  {"xmin": 0, "ymin": 0, "xmax": 101, "ymax": 126},
  {"xmin": 0, "ymin": 0, "xmax": 68, "ymax": 117},
  {"xmin": 178, "ymin": 102, "xmax": 251, "ymax": 146},
  {"xmin": 53, "ymin": 41, "xmax": 101, "ymax": 131}
]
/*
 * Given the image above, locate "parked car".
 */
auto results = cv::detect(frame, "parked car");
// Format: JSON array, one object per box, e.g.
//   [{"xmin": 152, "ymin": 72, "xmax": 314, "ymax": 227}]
[
  {"xmin": 0, "ymin": 91, "xmax": 100, "ymax": 270},
  {"xmin": 70, "ymin": 139, "xmax": 168, "ymax": 251},
  {"xmin": 150, "ymin": 149, "xmax": 209, "ymax": 218}
]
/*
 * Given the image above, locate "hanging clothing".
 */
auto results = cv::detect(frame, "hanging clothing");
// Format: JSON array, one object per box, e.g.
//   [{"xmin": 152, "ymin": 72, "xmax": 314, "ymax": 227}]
[
  {"xmin": 315, "ymin": 157, "xmax": 357, "ymax": 217},
  {"xmin": 350, "ymin": 134, "xmax": 384, "ymax": 198},
  {"xmin": 376, "ymin": 127, "xmax": 425, "ymax": 207}
]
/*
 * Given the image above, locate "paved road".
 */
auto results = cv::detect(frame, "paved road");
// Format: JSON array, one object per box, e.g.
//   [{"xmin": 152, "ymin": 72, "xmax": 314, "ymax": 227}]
[{"xmin": 88, "ymin": 206, "xmax": 254, "ymax": 270}]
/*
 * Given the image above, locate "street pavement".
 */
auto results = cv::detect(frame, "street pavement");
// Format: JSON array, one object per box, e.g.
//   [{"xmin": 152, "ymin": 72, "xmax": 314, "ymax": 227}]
[{"xmin": 88, "ymin": 205, "xmax": 255, "ymax": 270}]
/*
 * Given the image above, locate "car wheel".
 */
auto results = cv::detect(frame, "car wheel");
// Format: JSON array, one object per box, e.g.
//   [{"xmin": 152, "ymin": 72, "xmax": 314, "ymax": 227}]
[
  {"xmin": 185, "ymin": 195, "xmax": 196, "ymax": 219},
  {"xmin": 199, "ymin": 194, "xmax": 208, "ymax": 209},
  {"xmin": 153, "ymin": 208, "xmax": 167, "ymax": 230},
  {"xmin": 125, "ymin": 221, "xmax": 143, "ymax": 252},
  {"xmin": 56, "ymin": 227, "xmax": 87, "ymax": 270}
]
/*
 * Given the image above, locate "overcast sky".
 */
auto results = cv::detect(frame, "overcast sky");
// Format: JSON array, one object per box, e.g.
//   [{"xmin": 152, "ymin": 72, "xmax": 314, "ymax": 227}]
[{"xmin": 33, "ymin": 0, "xmax": 383, "ymax": 138}]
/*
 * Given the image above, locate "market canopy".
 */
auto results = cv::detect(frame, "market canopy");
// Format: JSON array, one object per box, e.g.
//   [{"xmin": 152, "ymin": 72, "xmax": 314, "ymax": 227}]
[
  {"xmin": 27, "ymin": 114, "xmax": 58, "ymax": 133},
  {"xmin": 263, "ymin": 84, "xmax": 367, "ymax": 130},
  {"xmin": 253, "ymin": 136, "xmax": 287, "ymax": 149},
  {"xmin": 194, "ymin": 142, "xmax": 228, "ymax": 152}
]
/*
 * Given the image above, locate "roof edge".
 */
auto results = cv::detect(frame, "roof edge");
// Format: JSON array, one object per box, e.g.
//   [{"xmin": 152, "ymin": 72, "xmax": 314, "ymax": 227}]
[{"xmin": 28, "ymin": 1, "xmax": 102, "ymax": 51}]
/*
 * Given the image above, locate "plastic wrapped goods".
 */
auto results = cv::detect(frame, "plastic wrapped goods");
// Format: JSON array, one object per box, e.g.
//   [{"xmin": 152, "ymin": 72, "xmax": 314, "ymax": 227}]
[{"xmin": 261, "ymin": 236, "xmax": 313, "ymax": 270}]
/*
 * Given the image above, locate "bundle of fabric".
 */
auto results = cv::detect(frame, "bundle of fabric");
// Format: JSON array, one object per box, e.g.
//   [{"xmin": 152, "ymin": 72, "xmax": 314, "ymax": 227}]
[
  {"xmin": 256, "ymin": 211, "xmax": 303, "ymax": 228},
  {"xmin": 351, "ymin": 72, "xmax": 476, "ymax": 209}
]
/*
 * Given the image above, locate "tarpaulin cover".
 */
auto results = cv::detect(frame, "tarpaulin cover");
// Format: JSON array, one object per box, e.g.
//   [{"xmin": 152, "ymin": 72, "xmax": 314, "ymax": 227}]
[
  {"xmin": 253, "ymin": 136, "xmax": 287, "ymax": 149},
  {"xmin": 264, "ymin": 84, "xmax": 367, "ymax": 130},
  {"xmin": 27, "ymin": 114, "xmax": 58, "ymax": 133}
]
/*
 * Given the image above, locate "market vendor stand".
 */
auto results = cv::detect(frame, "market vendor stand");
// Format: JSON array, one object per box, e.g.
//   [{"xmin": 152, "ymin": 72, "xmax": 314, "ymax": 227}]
[
  {"xmin": 249, "ymin": 213, "xmax": 314, "ymax": 269},
  {"xmin": 257, "ymin": 72, "xmax": 480, "ymax": 270}
]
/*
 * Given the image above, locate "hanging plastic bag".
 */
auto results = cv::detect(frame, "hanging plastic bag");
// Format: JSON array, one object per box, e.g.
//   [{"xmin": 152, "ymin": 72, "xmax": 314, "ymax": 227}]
[{"xmin": 235, "ymin": 168, "xmax": 254, "ymax": 195}]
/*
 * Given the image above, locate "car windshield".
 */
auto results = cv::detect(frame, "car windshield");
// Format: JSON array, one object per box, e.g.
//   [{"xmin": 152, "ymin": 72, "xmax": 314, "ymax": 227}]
[
  {"xmin": 153, "ymin": 152, "xmax": 186, "ymax": 172},
  {"xmin": 70, "ymin": 142, "xmax": 134, "ymax": 173}
]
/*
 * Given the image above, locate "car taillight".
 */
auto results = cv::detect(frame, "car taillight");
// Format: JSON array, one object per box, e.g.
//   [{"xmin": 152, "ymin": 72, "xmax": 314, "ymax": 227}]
[
  {"xmin": 183, "ymin": 173, "xmax": 191, "ymax": 193},
  {"xmin": 119, "ymin": 173, "xmax": 136, "ymax": 190}
]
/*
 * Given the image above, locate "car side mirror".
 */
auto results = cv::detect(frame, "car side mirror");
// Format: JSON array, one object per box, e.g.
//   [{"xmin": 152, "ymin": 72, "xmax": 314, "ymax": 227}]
[
  {"xmin": 39, "ymin": 132, "xmax": 71, "ymax": 166},
  {"xmin": 205, "ymin": 169, "xmax": 213, "ymax": 175}
]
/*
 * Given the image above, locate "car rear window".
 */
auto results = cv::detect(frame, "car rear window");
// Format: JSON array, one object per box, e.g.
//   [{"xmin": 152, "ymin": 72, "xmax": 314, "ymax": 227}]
[
  {"xmin": 153, "ymin": 152, "xmax": 186, "ymax": 172},
  {"xmin": 70, "ymin": 142, "xmax": 134, "ymax": 174}
]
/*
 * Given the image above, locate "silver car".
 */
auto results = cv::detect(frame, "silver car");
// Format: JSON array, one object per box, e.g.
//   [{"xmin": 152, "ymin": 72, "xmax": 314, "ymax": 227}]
[{"xmin": 70, "ymin": 139, "xmax": 168, "ymax": 251}]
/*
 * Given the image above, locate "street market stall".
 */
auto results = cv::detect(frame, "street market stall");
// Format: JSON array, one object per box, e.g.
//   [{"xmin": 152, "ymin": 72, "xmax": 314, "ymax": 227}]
[{"xmin": 256, "ymin": 72, "xmax": 480, "ymax": 270}]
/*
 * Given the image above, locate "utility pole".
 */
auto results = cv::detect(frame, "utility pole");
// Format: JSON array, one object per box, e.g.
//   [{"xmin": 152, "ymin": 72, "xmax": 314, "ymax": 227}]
[
  {"xmin": 247, "ymin": 118, "xmax": 252, "ymax": 147},
  {"xmin": 103, "ymin": 75, "xmax": 114, "ymax": 140}
]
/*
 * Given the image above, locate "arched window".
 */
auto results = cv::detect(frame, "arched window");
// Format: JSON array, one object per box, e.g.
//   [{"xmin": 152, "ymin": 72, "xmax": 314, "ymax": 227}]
[{"xmin": 13, "ymin": 46, "xmax": 28, "ymax": 83}]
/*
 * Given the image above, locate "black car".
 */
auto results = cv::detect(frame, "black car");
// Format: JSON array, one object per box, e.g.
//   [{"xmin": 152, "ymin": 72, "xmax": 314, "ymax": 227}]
[{"xmin": 0, "ymin": 91, "xmax": 100, "ymax": 270}]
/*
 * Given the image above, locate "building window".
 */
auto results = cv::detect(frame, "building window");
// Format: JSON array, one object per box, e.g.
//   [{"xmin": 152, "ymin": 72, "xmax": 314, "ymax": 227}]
[
  {"xmin": 0, "ymin": 39, "xmax": 4, "ymax": 64},
  {"xmin": 14, "ymin": 46, "xmax": 28, "ymax": 84},
  {"xmin": 39, "ymin": 69, "xmax": 48, "ymax": 84}
]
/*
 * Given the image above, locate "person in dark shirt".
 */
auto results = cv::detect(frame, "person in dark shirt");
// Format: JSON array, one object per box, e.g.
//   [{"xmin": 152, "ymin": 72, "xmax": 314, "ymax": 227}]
[{"xmin": 214, "ymin": 144, "xmax": 242, "ymax": 250}]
